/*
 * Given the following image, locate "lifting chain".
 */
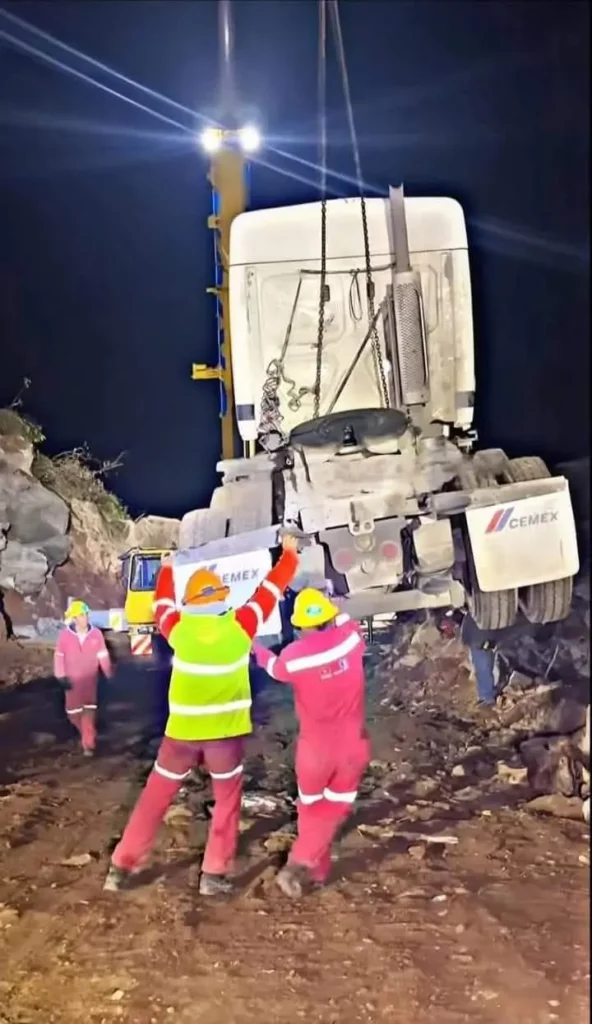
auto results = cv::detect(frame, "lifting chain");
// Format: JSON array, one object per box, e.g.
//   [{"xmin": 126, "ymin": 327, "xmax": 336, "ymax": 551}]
[
  {"xmin": 259, "ymin": 278, "xmax": 316, "ymax": 450},
  {"xmin": 329, "ymin": 0, "xmax": 389, "ymax": 407},
  {"xmin": 313, "ymin": 0, "xmax": 328, "ymax": 420}
]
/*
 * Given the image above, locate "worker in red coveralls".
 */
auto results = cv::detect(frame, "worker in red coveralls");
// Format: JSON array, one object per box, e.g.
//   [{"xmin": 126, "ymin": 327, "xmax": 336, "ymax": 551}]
[
  {"xmin": 53, "ymin": 600, "xmax": 113, "ymax": 757},
  {"xmin": 104, "ymin": 534, "xmax": 299, "ymax": 896},
  {"xmin": 253, "ymin": 588, "xmax": 368, "ymax": 898}
]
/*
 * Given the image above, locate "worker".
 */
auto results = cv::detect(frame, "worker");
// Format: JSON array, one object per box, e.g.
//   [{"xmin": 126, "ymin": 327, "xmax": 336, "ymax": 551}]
[
  {"xmin": 53, "ymin": 600, "xmax": 113, "ymax": 756},
  {"xmin": 459, "ymin": 610, "xmax": 538, "ymax": 709},
  {"xmin": 104, "ymin": 534, "xmax": 300, "ymax": 896},
  {"xmin": 460, "ymin": 612, "xmax": 500, "ymax": 707},
  {"xmin": 253, "ymin": 589, "xmax": 368, "ymax": 898}
]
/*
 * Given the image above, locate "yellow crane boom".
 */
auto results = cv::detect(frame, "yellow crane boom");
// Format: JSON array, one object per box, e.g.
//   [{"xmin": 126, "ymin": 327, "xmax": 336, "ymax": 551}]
[{"xmin": 191, "ymin": 0, "xmax": 256, "ymax": 461}]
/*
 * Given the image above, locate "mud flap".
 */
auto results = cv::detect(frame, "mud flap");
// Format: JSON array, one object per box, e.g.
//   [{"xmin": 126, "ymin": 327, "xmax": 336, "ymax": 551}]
[{"xmin": 465, "ymin": 482, "xmax": 579, "ymax": 592}]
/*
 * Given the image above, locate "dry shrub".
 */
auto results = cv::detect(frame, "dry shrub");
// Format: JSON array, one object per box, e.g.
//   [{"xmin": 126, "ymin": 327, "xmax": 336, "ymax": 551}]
[
  {"xmin": 32, "ymin": 446, "xmax": 128, "ymax": 534},
  {"xmin": 0, "ymin": 408, "xmax": 45, "ymax": 446}
]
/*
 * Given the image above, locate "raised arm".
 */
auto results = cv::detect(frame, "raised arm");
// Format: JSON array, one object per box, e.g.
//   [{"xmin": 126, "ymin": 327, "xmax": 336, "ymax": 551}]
[
  {"xmin": 235, "ymin": 536, "xmax": 300, "ymax": 640},
  {"xmin": 252, "ymin": 641, "xmax": 295, "ymax": 683},
  {"xmin": 153, "ymin": 562, "xmax": 181, "ymax": 641}
]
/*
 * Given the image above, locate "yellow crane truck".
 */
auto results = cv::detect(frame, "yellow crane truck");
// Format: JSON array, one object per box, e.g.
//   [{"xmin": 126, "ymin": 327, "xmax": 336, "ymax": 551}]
[{"xmin": 120, "ymin": 547, "xmax": 171, "ymax": 657}]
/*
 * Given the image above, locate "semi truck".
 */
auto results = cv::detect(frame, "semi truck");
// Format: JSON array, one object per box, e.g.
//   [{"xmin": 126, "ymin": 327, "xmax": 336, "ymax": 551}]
[
  {"xmin": 174, "ymin": 188, "xmax": 579, "ymax": 636},
  {"xmin": 125, "ymin": 0, "xmax": 579, "ymax": 645}
]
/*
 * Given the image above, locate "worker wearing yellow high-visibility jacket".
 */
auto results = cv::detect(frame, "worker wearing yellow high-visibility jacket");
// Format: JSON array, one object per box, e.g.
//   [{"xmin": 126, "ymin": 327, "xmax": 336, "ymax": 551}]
[{"xmin": 104, "ymin": 535, "xmax": 299, "ymax": 896}]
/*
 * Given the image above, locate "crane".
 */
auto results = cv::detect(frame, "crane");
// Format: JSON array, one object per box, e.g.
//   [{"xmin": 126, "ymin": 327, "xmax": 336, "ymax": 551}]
[{"xmin": 190, "ymin": 0, "xmax": 260, "ymax": 461}]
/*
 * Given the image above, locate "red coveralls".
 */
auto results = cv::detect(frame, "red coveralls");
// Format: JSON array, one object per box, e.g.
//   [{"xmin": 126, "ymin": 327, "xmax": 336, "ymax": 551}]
[
  {"xmin": 53, "ymin": 625, "xmax": 113, "ymax": 752},
  {"xmin": 254, "ymin": 612, "xmax": 368, "ymax": 883},
  {"xmin": 111, "ymin": 549, "xmax": 298, "ymax": 878}
]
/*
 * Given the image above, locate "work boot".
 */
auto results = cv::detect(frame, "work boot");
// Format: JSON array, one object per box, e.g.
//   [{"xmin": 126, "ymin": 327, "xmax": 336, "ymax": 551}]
[
  {"xmin": 275, "ymin": 864, "xmax": 311, "ymax": 899},
  {"xmin": 103, "ymin": 864, "xmax": 134, "ymax": 893},
  {"xmin": 198, "ymin": 872, "xmax": 234, "ymax": 896}
]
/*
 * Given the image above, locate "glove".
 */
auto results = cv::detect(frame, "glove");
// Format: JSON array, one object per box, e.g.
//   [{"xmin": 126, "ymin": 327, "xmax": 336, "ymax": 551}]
[{"xmin": 55, "ymin": 676, "xmax": 72, "ymax": 690}]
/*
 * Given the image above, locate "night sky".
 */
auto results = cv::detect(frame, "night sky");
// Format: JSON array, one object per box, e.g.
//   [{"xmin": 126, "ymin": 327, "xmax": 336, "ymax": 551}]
[{"xmin": 0, "ymin": 0, "xmax": 589, "ymax": 519}]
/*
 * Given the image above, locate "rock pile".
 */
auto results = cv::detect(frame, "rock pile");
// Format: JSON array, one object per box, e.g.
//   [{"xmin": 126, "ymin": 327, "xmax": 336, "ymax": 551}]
[
  {"xmin": 1, "ymin": 425, "xmax": 71, "ymax": 596},
  {"xmin": 0, "ymin": 410, "xmax": 180, "ymax": 641}
]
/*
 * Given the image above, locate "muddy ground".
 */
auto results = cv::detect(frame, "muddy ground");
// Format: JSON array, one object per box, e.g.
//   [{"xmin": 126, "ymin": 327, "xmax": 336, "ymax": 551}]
[{"xmin": 0, "ymin": 623, "xmax": 589, "ymax": 1024}]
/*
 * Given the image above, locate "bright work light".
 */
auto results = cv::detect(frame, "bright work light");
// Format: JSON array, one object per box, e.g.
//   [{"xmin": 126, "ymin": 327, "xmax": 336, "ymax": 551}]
[
  {"xmin": 238, "ymin": 124, "xmax": 261, "ymax": 153},
  {"xmin": 200, "ymin": 126, "xmax": 223, "ymax": 153}
]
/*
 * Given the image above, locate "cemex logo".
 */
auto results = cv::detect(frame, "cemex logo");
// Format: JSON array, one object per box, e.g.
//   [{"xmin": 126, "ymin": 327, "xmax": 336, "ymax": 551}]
[
  {"xmin": 485, "ymin": 506, "xmax": 559, "ymax": 534},
  {"xmin": 205, "ymin": 564, "xmax": 260, "ymax": 584}
]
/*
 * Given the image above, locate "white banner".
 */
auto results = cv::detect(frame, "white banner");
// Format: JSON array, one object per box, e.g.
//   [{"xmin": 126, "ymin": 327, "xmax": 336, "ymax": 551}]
[{"xmin": 172, "ymin": 548, "xmax": 282, "ymax": 637}]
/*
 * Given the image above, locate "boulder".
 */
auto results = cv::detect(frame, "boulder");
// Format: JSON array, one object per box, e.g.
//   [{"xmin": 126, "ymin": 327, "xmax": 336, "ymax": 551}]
[
  {"xmin": 5, "ymin": 476, "xmax": 69, "ymax": 545},
  {"xmin": 0, "ymin": 433, "xmax": 34, "ymax": 475},
  {"xmin": 0, "ymin": 540, "xmax": 49, "ymax": 595},
  {"xmin": 125, "ymin": 515, "xmax": 180, "ymax": 552},
  {"xmin": 36, "ymin": 534, "xmax": 71, "ymax": 570}
]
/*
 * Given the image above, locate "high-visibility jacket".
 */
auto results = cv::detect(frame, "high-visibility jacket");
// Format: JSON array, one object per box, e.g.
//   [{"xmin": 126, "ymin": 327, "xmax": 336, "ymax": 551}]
[{"xmin": 153, "ymin": 550, "xmax": 298, "ymax": 742}]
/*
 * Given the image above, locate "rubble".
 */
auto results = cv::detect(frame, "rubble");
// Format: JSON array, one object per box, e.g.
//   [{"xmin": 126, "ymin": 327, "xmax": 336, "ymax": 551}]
[{"xmin": 524, "ymin": 795, "xmax": 585, "ymax": 820}]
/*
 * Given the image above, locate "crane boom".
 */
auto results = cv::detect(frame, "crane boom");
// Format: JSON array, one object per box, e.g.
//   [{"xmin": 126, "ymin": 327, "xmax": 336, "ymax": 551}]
[{"xmin": 191, "ymin": 0, "xmax": 254, "ymax": 461}]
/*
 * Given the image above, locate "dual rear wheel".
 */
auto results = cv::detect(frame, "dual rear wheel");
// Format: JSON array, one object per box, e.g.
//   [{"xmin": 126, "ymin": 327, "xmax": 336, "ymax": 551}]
[{"xmin": 467, "ymin": 456, "xmax": 573, "ymax": 630}]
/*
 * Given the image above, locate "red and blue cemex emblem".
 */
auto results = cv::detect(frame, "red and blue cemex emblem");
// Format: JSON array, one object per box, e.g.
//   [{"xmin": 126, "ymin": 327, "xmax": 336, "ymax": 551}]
[{"xmin": 485, "ymin": 507, "xmax": 515, "ymax": 533}]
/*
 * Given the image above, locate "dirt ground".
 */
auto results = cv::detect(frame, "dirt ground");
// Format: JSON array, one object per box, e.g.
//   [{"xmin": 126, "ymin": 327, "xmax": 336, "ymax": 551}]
[{"xmin": 0, "ymin": 629, "xmax": 589, "ymax": 1024}]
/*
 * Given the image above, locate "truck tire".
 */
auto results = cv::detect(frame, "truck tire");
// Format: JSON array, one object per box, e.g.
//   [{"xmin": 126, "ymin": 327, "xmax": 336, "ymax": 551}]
[
  {"xmin": 508, "ymin": 456, "xmax": 573, "ymax": 624},
  {"xmin": 465, "ymin": 531, "xmax": 518, "ymax": 630},
  {"xmin": 468, "ymin": 581, "xmax": 518, "ymax": 631}
]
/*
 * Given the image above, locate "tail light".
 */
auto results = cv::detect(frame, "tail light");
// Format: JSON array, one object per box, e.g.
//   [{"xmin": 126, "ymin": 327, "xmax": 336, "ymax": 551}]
[
  {"xmin": 381, "ymin": 541, "xmax": 400, "ymax": 561},
  {"xmin": 333, "ymin": 549, "xmax": 356, "ymax": 574}
]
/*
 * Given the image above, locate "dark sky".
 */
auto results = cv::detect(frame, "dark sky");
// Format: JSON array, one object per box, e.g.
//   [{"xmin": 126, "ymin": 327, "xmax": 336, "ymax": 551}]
[{"xmin": 0, "ymin": 0, "xmax": 589, "ymax": 518}]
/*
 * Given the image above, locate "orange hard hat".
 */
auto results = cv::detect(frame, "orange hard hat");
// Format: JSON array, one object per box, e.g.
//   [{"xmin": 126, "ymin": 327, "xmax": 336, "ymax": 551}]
[{"xmin": 183, "ymin": 567, "xmax": 230, "ymax": 607}]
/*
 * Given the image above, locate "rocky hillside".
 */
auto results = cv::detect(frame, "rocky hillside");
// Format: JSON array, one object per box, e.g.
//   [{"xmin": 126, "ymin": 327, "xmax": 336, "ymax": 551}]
[{"xmin": 0, "ymin": 408, "xmax": 179, "ymax": 640}]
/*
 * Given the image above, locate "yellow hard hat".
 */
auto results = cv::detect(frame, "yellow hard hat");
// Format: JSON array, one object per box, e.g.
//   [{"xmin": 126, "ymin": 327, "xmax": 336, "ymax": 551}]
[
  {"xmin": 291, "ymin": 588, "xmax": 338, "ymax": 629},
  {"xmin": 65, "ymin": 600, "xmax": 90, "ymax": 622}
]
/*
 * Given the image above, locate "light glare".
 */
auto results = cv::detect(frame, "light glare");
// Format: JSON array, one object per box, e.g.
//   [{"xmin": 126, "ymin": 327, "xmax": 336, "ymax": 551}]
[
  {"xmin": 200, "ymin": 126, "xmax": 222, "ymax": 153},
  {"xmin": 238, "ymin": 124, "xmax": 261, "ymax": 153}
]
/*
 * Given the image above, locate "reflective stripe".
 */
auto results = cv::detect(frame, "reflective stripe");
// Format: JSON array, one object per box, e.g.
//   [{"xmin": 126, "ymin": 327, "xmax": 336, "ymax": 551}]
[
  {"xmin": 210, "ymin": 764, "xmax": 244, "ymax": 780},
  {"xmin": 171, "ymin": 654, "xmax": 250, "ymax": 675},
  {"xmin": 298, "ymin": 788, "xmax": 324, "ymax": 805},
  {"xmin": 168, "ymin": 698, "xmax": 252, "ymax": 716},
  {"xmin": 159, "ymin": 607, "xmax": 178, "ymax": 626},
  {"xmin": 66, "ymin": 707, "xmax": 83, "ymax": 714},
  {"xmin": 98, "ymin": 650, "xmax": 110, "ymax": 660},
  {"xmin": 324, "ymin": 788, "xmax": 357, "ymax": 804},
  {"xmin": 261, "ymin": 579, "xmax": 281, "ymax": 600},
  {"xmin": 286, "ymin": 630, "xmax": 360, "ymax": 672},
  {"xmin": 245, "ymin": 601, "xmax": 264, "ymax": 628},
  {"xmin": 55, "ymin": 651, "xmax": 65, "ymax": 659},
  {"xmin": 154, "ymin": 761, "xmax": 192, "ymax": 781},
  {"xmin": 335, "ymin": 613, "xmax": 351, "ymax": 626},
  {"xmin": 154, "ymin": 598, "xmax": 176, "ymax": 610},
  {"xmin": 84, "ymin": 704, "xmax": 98, "ymax": 710},
  {"xmin": 265, "ymin": 655, "xmax": 279, "ymax": 678}
]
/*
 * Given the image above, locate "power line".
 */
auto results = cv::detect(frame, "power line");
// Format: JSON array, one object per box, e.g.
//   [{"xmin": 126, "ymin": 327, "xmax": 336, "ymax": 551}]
[
  {"xmin": 0, "ymin": 25, "xmax": 343, "ymax": 196},
  {"xmin": 0, "ymin": 5, "xmax": 364, "ymax": 195},
  {"xmin": 0, "ymin": 6, "xmax": 214, "ymax": 125},
  {"xmin": 0, "ymin": 27, "xmax": 195, "ymax": 135}
]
